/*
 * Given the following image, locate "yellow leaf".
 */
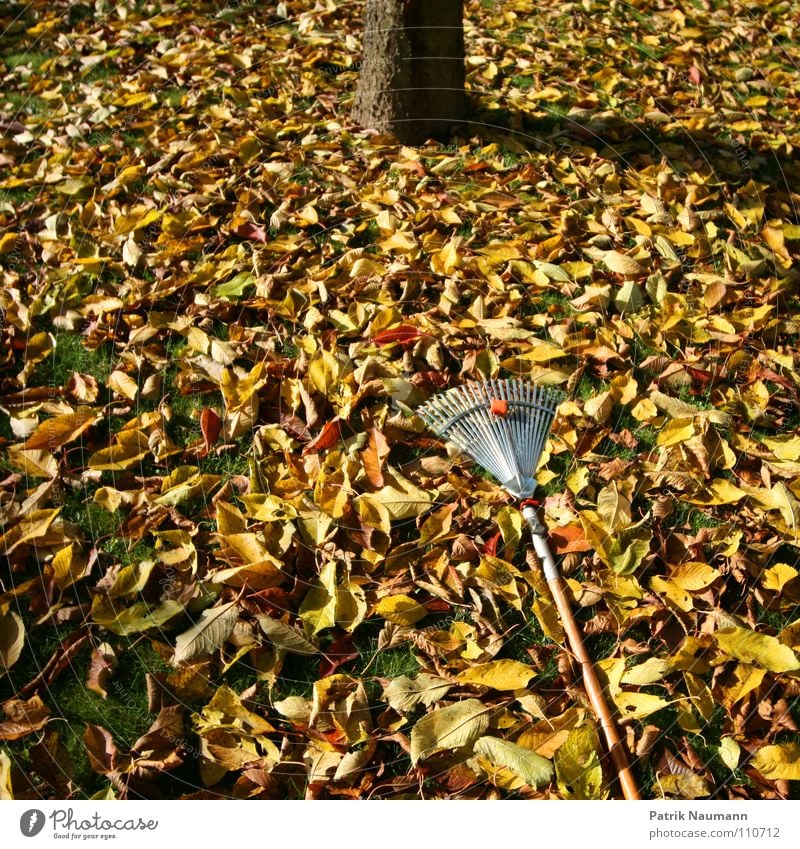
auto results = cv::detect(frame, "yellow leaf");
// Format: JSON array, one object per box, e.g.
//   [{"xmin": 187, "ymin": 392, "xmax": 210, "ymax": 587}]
[
  {"xmin": 349, "ymin": 256, "xmax": 385, "ymax": 278},
  {"xmin": 456, "ymin": 660, "xmax": 536, "ymax": 691},
  {"xmin": 114, "ymin": 207, "xmax": 162, "ymax": 236},
  {"xmin": 108, "ymin": 370, "xmax": 138, "ymax": 400},
  {"xmin": 685, "ymin": 671, "xmax": 714, "ymax": 721},
  {"xmin": 50, "ymin": 543, "xmax": 88, "ymax": 590},
  {"xmin": 23, "ymin": 408, "xmax": 97, "ymax": 451},
  {"xmin": 631, "ymin": 397, "xmax": 658, "ymax": 421},
  {"xmin": 0, "ymin": 508, "xmax": 61, "ymax": 555},
  {"xmin": 752, "ymin": 743, "xmax": 800, "ymax": 780},
  {"xmin": 91, "ymin": 598, "xmax": 183, "ymax": 636},
  {"xmin": 555, "ymin": 725, "xmax": 608, "ymax": 799},
  {"xmin": 762, "ymin": 563, "xmax": 798, "ymax": 593},
  {"xmin": 719, "ymin": 737, "xmax": 741, "ymax": 771},
  {"xmin": 354, "ymin": 493, "xmax": 392, "ymax": 534},
  {"xmin": 531, "ymin": 593, "xmax": 564, "ymax": 642},
  {"xmin": 212, "ymin": 532, "xmax": 284, "ymax": 589},
  {"xmin": 0, "ymin": 611, "xmax": 24, "ymax": 676},
  {"xmin": 374, "ymin": 594, "xmax": 427, "ymax": 626},
  {"xmin": 621, "ymin": 657, "xmax": 673, "ymax": 686},
  {"xmin": 155, "ymin": 469, "xmax": 220, "ymax": 506},
  {"xmin": 578, "ymin": 509, "xmax": 612, "ymax": 564},
  {"xmin": 614, "ymin": 692, "xmax": 671, "ymax": 720},
  {"xmin": 0, "ymin": 232, "xmax": 18, "ymax": 253},
  {"xmin": 431, "ymin": 236, "xmax": 462, "ymax": 275},
  {"xmin": 239, "ymin": 494, "xmax": 298, "ymax": 522},
  {"xmin": 477, "ymin": 242, "xmax": 523, "ymax": 263},
  {"xmin": 473, "ymin": 737, "xmax": 554, "ymax": 788},
  {"xmin": 601, "ymin": 250, "xmax": 643, "ymax": 277},
  {"xmin": 336, "ymin": 582, "xmax": 367, "ymax": 632},
  {"xmin": 584, "ymin": 390, "xmax": 614, "ymax": 423},
  {"xmin": 715, "ymin": 626, "xmax": 800, "ymax": 672},
  {"xmin": 299, "ymin": 561, "xmax": 337, "ymax": 634},
  {"xmin": 761, "ymin": 433, "xmax": 800, "ymax": 461},
  {"xmin": 718, "ymin": 663, "xmax": 765, "ymax": 707},
  {"xmin": 372, "ymin": 470, "xmax": 434, "ymax": 520},
  {"xmin": 88, "ymin": 429, "xmax": 150, "ymax": 470},
  {"xmin": 380, "ymin": 230, "xmax": 418, "ymax": 253},
  {"xmin": 657, "ymin": 773, "xmax": 710, "ymax": 799},
  {"xmin": 418, "ymin": 502, "xmax": 457, "ymax": 546},
  {"xmin": 307, "ymin": 349, "xmax": 342, "ymax": 396},
  {"xmin": 530, "ymin": 86, "xmax": 565, "ymax": 101},
  {"xmin": 296, "ymin": 204, "xmax": 318, "ymax": 225},
  {"xmin": 496, "ymin": 506, "xmax": 523, "ymax": 556},
  {"xmin": 682, "ymin": 478, "xmax": 747, "ymax": 505},
  {"xmin": 410, "ymin": 699, "xmax": 490, "ymax": 764},
  {"xmin": 670, "ymin": 561, "xmax": 720, "ymax": 590},
  {"xmin": 780, "ymin": 620, "xmax": 800, "ymax": 651},
  {"xmin": 5, "ymin": 446, "xmax": 58, "ymax": 479},
  {"xmin": 18, "ymin": 332, "xmax": 56, "ymax": 385},
  {"xmin": 656, "ymin": 417, "xmax": 696, "ymax": 447}
]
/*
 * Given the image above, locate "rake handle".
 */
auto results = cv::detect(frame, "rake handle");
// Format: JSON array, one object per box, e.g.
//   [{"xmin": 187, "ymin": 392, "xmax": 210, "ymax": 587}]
[
  {"xmin": 523, "ymin": 506, "xmax": 641, "ymax": 801},
  {"xmin": 547, "ymin": 573, "xmax": 641, "ymax": 800}
]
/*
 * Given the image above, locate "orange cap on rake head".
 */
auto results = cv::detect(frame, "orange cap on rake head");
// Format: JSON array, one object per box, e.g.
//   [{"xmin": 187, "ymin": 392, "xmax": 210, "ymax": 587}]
[{"xmin": 490, "ymin": 398, "xmax": 508, "ymax": 416}]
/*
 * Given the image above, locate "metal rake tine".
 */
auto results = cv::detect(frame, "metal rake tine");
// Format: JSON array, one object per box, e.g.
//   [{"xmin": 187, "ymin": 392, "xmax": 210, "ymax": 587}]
[
  {"xmin": 417, "ymin": 378, "xmax": 564, "ymax": 499},
  {"xmin": 416, "ymin": 379, "xmax": 641, "ymax": 801}
]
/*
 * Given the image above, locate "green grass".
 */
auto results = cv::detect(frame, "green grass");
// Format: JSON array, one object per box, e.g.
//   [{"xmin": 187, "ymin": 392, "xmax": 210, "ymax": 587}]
[
  {"xmin": 575, "ymin": 372, "xmax": 608, "ymax": 401},
  {"xmin": 662, "ymin": 500, "xmax": 723, "ymax": 533},
  {"xmin": 3, "ymin": 51, "xmax": 53, "ymax": 71},
  {"xmin": 509, "ymin": 74, "xmax": 535, "ymax": 90},
  {"xmin": 502, "ymin": 616, "xmax": 560, "ymax": 686},
  {"xmin": 1, "ymin": 92, "xmax": 49, "ymax": 116},
  {"xmin": 368, "ymin": 642, "xmax": 420, "ymax": 680},
  {"xmin": 60, "ymin": 497, "xmax": 122, "ymax": 542},
  {"xmin": 163, "ymin": 87, "xmax": 188, "ymax": 108},
  {"xmin": 79, "ymin": 62, "xmax": 117, "ymax": 85},
  {"xmin": 0, "ymin": 187, "xmax": 42, "ymax": 206},
  {"xmin": 752, "ymin": 602, "xmax": 798, "ymax": 634},
  {"xmin": 518, "ymin": 290, "xmax": 575, "ymax": 321},
  {"xmin": 102, "ymin": 537, "xmax": 158, "ymax": 567},
  {"xmin": 29, "ymin": 333, "xmax": 115, "ymax": 388},
  {"xmin": 0, "ymin": 630, "xmax": 165, "ymax": 797}
]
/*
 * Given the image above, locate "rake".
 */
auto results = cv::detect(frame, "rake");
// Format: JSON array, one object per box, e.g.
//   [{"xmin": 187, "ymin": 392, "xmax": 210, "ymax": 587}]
[{"xmin": 417, "ymin": 379, "xmax": 641, "ymax": 800}]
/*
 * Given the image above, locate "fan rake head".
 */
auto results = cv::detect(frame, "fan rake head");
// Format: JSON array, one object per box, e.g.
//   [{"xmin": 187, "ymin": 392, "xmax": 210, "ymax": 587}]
[{"xmin": 416, "ymin": 379, "xmax": 565, "ymax": 499}]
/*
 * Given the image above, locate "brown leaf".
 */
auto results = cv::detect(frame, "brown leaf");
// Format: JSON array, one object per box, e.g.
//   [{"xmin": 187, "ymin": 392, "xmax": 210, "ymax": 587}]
[
  {"xmin": 318, "ymin": 633, "xmax": 358, "ymax": 678},
  {"xmin": 67, "ymin": 372, "xmax": 99, "ymax": 403},
  {"xmin": 19, "ymin": 629, "xmax": 89, "ymax": 698},
  {"xmin": 200, "ymin": 407, "xmax": 222, "ymax": 452},
  {"xmin": 372, "ymin": 325, "xmax": 421, "ymax": 346},
  {"xmin": 360, "ymin": 426, "xmax": 390, "ymax": 487},
  {"xmin": 549, "ymin": 524, "xmax": 592, "ymax": 554},
  {"xmin": 86, "ymin": 643, "xmax": 118, "ymax": 698},
  {"xmin": 29, "ymin": 730, "xmax": 74, "ymax": 795},
  {"xmin": 84, "ymin": 724, "xmax": 121, "ymax": 775},
  {"xmin": 131, "ymin": 705, "xmax": 186, "ymax": 768},
  {"xmin": 233, "ymin": 221, "xmax": 267, "ymax": 242},
  {"xmin": 0, "ymin": 695, "xmax": 50, "ymax": 740},
  {"xmin": 302, "ymin": 417, "xmax": 343, "ymax": 456}
]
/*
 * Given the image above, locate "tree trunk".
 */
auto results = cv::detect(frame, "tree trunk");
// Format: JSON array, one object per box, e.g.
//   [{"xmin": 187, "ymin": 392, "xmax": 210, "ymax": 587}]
[{"xmin": 352, "ymin": 0, "xmax": 465, "ymax": 144}]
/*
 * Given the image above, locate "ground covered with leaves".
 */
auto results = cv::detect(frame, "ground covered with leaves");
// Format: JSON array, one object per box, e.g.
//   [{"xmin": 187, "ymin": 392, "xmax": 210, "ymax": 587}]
[{"xmin": 1, "ymin": 0, "xmax": 800, "ymax": 801}]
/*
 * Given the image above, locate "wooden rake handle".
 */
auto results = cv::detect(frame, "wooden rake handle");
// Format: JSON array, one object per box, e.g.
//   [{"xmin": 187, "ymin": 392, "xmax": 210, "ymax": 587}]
[{"xmin": 522, "ymin": 505, "xmax": 641, "ymax": 801}]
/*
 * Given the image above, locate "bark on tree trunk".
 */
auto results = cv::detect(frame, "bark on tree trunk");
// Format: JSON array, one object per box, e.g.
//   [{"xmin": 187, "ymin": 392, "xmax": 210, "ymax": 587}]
[{"xmin": 352, "ymin": 0, "xmax": 465, "ymax": 145}]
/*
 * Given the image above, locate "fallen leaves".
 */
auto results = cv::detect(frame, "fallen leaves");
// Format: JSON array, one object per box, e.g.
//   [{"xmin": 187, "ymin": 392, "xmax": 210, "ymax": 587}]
[{"xmin": 0, "ymin": 0, "xmax": 799, "ymax": 803}]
